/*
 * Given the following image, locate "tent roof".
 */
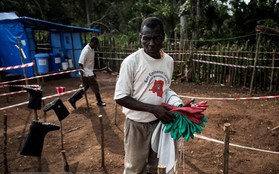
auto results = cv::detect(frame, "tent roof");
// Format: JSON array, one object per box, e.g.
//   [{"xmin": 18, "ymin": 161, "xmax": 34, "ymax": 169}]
[{"xmin": 0, "ymin": 12, "xmax": 101, "ymax": 33}]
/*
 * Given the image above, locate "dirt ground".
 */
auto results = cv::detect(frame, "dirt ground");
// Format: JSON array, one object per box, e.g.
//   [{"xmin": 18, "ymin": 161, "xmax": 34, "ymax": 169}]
[{"xmin": 0, "ymin": 71, "xmax": 279, "ymax": 174}]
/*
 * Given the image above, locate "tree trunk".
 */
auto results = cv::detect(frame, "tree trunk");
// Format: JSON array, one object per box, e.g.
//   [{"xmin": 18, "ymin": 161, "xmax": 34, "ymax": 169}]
[
  {"xmin": 190, "ymin": 0, "xmax": 196, "ymax": 42},
  {"xmin": 191, "ymin": 0, "xmax": 201, "ymax": 46},
  {"xmin": 180, "ymin": 15, "xmax": 188, "ymax": 42},
  {"xmin": 33, "ymin": 0, "xmax": 45, "ymax": 20},
  {"xmin": 85, "ymin": 0, "xmax": 90, "ymax": 26},
  {"xmin": 194, "ymin": 0, "xmax": 201, "ymax": 42}
]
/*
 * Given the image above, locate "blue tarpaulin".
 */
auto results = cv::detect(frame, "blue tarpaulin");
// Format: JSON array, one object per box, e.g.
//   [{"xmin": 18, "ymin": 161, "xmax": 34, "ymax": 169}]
[{"xmin": 0, "ymin": 12, "xmax": 100, "ymax": 77}]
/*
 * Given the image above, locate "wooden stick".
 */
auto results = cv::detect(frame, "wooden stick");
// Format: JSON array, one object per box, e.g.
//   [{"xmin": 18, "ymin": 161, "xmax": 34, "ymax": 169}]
[
  {"xmin": 34, "ymin": 110, "xmax": 39, "ymax": 121},
  {"xmin": 114, "ymin": 102, "xmax": 117, "ymax": 125},
  {"xmin": 32, "ymin": 59, "xmax": 41, "ymax": 86},
  {"xmin": 158, "ymin": 165, "xmax": 166, "ymax": 174},
  {"xmin": 3, "ymin": 114, "xmax": 9, "ymax": 174},
  {"xmin": 223, "ymin": 123, "xmax": 231, "ymax": 174},
  {"xmin": 256, "ymin": 25, "xmax": 279, "ymax": 34},
  {"xmin": 269, "ymin": 49, "xmax": 275, "ymax": 92},
  {"xmin": 61, "ymin": 150, "xmax": 69, "ymax": 172},
  {"xmin": 17, "ymin": 37, "xmax": 28, "ymax": 86},
  {"xmin": 83, "ymin": 89, "xmax": 90, "ymax": 109},
  {"xmin": 271, "ymin": 125, "xmax": 279, "ymax": 131},
  {"xmin": 98, "ymin": 115, "xmax": 105, "ymax": 167},
  {"xmin": 114, "ymin": 77, "xmax": 119, "ymax": 125},
  {"xmin": 5, "ymin": 87, "xmax": 9, "ymax": 103},
  {"xmin": 243, "ymin": 40, "xmax": 249, "ymax": 87},
  {"xmin": 42, "ymin": 101, "xmax": 46, "ymax": 122},
  {"xmin": 250, "ymin": 33, "xmax": 261, "ymax": 95},
  {"xmin": 60, "ymin": 121, "xmax": 69, "ymax": 172}
]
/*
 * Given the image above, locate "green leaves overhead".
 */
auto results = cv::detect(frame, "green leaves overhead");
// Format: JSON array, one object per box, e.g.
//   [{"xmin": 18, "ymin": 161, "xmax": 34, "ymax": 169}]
[{"xmin": 0, "ymin": 0, "xmax": 278, "ymax": 41}]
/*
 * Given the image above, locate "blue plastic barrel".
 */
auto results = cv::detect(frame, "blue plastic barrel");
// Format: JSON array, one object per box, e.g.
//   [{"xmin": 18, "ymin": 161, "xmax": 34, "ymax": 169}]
[
  {"xmin": 35, "ymin": 53, "xmax": 49, "ymax": 74},
  {"xmin": 49, "ymin": 52, "xmax": 61, "ymax": 71}
]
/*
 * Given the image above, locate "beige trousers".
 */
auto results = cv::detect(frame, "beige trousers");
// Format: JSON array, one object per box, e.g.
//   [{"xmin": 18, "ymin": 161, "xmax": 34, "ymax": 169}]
[{"xmin": 124, "ymin": 118, "xmax": 159, "ymax": 174}]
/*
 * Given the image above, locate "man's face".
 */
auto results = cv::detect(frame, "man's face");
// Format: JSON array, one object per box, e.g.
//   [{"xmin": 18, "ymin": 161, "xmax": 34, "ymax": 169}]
[
  {"xmin": 140, "ymin": 25, "xmax": 164, "ymax": 59},
  {"xmin": 90, "ymin": 41, "xmax": 99, "ymax": 49}
]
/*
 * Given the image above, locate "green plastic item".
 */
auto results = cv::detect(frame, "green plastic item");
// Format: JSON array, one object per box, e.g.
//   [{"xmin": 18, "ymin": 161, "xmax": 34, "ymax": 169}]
[{"xmin": 163, "ymin": 112, "xmax": 207, "ymax": 141}]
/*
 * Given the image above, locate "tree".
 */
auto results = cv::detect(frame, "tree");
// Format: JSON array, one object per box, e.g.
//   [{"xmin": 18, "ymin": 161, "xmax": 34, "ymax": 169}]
[
  {"xmin": 180, "ymin": 1, "xmax": 189, "ymax": 42},
  {"xmin": 0, "ymin": 0, "xmax": 278, "ymax": 42}
]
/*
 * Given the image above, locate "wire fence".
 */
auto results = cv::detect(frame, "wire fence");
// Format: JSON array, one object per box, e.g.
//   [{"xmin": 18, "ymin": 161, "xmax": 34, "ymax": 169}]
[{"xmin": 97, "ymin": 32, "xmax": 279, "ymax": 93}]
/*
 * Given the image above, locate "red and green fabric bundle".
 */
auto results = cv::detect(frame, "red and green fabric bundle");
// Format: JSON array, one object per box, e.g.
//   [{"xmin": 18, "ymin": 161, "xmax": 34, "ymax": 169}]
[{"xmin": 162, "ymin": 99, "xmax": 208, "ymax": 141}]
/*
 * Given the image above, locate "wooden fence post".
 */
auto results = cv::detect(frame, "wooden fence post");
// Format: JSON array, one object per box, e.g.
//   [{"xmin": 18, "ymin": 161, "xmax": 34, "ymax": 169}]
[
  {"xmin": 269, "ymin": 49, "xmax": 275, "ymax": 92},
  {"xmin": 114, "ymin": 76, "xmax": 119, "ymax": 125},
  {"xmin": 3, "ymin": 114, "xmax": 9, "ymax": 174},
  {"xmin": 99, "ymin": 115, "xmax": 105, "ymax": 167},
  {"xmin": 158, "ymin": 165, "xmax": 166, "ymax": 174},
  {"xmin": 60, "ymin": 121, "xmax": 69, "ymax": 172},
  {"xmin": 243, "ymin": 40, "xmax": 250, "ymax": 87},
  {"xmin": 17, "ymin": 37, "xmax": 28, "ymax": 86},
  {"xmin": 250, "ymin": 33, "xmax": 261, "ymax": 95},
  {"xmin": 223, "ymin": 123, "xmax": 231, "ymax": 174}
]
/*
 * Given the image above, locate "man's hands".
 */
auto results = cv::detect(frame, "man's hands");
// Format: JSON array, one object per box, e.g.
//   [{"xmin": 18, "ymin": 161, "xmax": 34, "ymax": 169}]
[
  {"xmin": 162, "ymin": 99, "xmax": 208, "ymax": 124},
  {"xmin": 115, "ymin": 96, "xmax": 175, "ymax": 124},
  {"xmin": 151, "ymin": 105, "xmax": 175, "ymax": 124},
  {"xmin": 162, "ymin": 99, "xmax": 208, "ymax": 141}
]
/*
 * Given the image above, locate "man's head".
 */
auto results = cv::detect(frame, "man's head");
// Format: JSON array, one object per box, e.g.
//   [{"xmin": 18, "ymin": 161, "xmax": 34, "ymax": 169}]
[
  {"xmin": 89, "ymin": 36, "xmax": 99, "ymax": 49},
  {"xmin": 140, "ymin": 17, "xmax": 165, "ymax": 59}
]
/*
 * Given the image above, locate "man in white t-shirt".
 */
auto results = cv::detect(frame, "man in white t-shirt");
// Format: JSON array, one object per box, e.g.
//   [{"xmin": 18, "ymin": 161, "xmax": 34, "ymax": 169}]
[
  {"xmin": 114, "ymin": 17, "xmax": 175, "ymax": 174},
  {"xmin": 68, "ymin": 37, "xmax": 106, "ymax": 109}
]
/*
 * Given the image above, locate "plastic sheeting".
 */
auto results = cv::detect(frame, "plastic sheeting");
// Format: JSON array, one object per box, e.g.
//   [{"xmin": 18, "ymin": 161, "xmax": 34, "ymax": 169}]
[
  {"xmin": 0, "ymin": 12, "xmax": 100, "ymax": 77},
  {"xmin": 0, "ymin": 12, "xmax": 33, "ymax": 76}
]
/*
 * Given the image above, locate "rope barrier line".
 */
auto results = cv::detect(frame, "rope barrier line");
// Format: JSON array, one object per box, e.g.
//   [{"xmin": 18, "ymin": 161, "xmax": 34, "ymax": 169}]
[
  {"xmin": 0, "ymin": 85, "xmax": 41, "ymax": 97},
  {"xmin": 192, "ymin": 59, "xmax": 279, "ymax": 69},
  {"xmin": 0, "ymin": 84, "xmax": 40, "ymax": 97},
  {"xmin": 167, "ymin": 52, "xmax": 190, "ymax": 55},
  {"xmin": 193, "ymin": 53, "xmax": 254, "ymax": 60},
  {"xmin": 0, "ymin": 88, "xmax": 83, "ymax": 111},
  {"xmin": 0, "ymin": 62, "xmax": 35, "ymax": 72},
  {"xmin": 194, "ymin": 53, "xmax": 252, "ymax": 61},
  {"xmin": 167, "ymin": 33, "xmax": 256, "ymax": 42},
  {"xmin": 0, "ymin": 101, "xmax": 29, "ymax": 111},
  {"xmin": 255, "ymin": 65, "xmax": 279, "ymax": 69},
  {"xmin": 0, "ymin": 84, "xmax": 40, "ymax": 88},
  {"xmin": 0, "ymin": 90, "xmax": 27, "ymax": 97},
  {"xmin": 194, "ymin": 134, "xmax": 279, "ymax": 155},
  {"xmin": 192, "ymin": 59, "xmax": 248, "ymax": 68},
  {"xmin": 178, "ymin": 95, "xmax": 279, "ymax": 100},
  {"xmin": 42, "ymin": 88, "xmax": 83, "ymax": 100},
  {"xmin": 0, "ymin": 68, "xmax": 80, "ymax": 85},
  {"xmin": 193, "ymin": 53, "xmax": 279, "ymax": 61}
]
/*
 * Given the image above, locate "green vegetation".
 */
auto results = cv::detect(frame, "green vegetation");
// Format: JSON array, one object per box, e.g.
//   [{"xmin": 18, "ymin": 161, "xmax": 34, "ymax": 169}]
[{"xmin": 1, "ymin": 0, "xmax": 278, "ymax": 44}]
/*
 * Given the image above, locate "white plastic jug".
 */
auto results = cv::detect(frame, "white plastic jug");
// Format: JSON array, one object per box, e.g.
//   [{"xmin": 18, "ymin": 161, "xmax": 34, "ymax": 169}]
[
  {"xmin": 68, "ymin": 59, "xmax": 74, "ymax": 68},
  {"xmin": 61, "ymin": 62, "xmax": 68, "ymax": 70}
]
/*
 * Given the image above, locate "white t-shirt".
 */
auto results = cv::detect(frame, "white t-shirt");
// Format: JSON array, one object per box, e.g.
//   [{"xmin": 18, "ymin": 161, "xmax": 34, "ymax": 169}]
[
  {"xmin": 78, "ymin": 44, "xmax": 95, "ymax": 77},
  {"xmin": 114, "ymin": 48, "xmax": 174, "ymax": 122}
]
